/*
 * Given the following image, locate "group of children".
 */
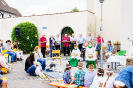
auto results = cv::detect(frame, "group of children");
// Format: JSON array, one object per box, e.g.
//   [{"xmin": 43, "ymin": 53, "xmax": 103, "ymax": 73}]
[
  {"xmin": 63, "ymin": 62, "xmax": 114, "ymax": 88},
  {"xmin": 63, "ymin": 57, "xmax": 133, "ymax": 88}
]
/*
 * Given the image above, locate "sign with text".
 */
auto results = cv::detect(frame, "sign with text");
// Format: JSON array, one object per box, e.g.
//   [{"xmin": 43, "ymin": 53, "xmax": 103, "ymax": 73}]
[{"xmin": 42, "ymin": 27, "xmax": 47, "ymax": 29}]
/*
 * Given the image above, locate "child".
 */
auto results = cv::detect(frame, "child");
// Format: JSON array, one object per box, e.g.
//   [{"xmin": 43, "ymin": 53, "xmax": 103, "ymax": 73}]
[
  {"xmin": 114, "ymin": 57, "xmax": 133, "ymax": 88},
  {"xmin": 84, "ymin": 64, "xmax": 96, "ymax": 88},
  {"xmin": 85, "ymin": 42, "xmax": 97, "ymax": 68},
  {"xmin": 63, "ymin": 64, "xmax": 72, "ymax": 84},
  {"xmin": 94, "ymin": 39, "xmax": 98, "ymax": 50},
  {"xmin": 102, "ymin": 68, "xmax": 115, "ymax": 88},
  {"xmin": 46, "ymin": 60, "xmax": 56, "ymax": 72},
  {"xmin": 69, "ymin": 44, "xmax": 81, "ymax": 66},
  {"xmin": 70, "ymin": 62, "xmax": 85, "ymax": 86},
  {"xmin": 35, "ymin": 62, "xmax": 44, "ymax": 76},
  {"xmin": 91, "ymin": 68, "xmax": 104, "ymax": 88}
]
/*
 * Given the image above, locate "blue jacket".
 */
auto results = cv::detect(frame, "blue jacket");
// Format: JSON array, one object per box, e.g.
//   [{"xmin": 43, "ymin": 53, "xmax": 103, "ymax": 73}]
[
  {"xmin": 106, "ymin": 45, "xmax": 113, "ymax": 53},
  {"xmin": 115, "ymin": 65, "xmax": 133, "ymax": 88}
]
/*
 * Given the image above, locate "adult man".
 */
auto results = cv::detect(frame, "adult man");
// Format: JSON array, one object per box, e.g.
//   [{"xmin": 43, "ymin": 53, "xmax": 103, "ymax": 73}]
[
  {"xmin": 77, "ymin": 34, "xmax": 86, "ymax": 51},
  {"xmin": 55, "ymin": 34, "xmax": 61, "ymax": 50},
  {"xmin": 39, "ymin": 34, "xmax": 47, "ymax": 58},
  {"xmin": 86, "ymin": 32, "xmax": 93, "ymax": 43},
  {"xmin": 62, "ymin": 34, "xmax": 70, "ymax": 56},
  {"xmin": 70, "ymin": 33, "xmax": 77, "ymax": 51}
]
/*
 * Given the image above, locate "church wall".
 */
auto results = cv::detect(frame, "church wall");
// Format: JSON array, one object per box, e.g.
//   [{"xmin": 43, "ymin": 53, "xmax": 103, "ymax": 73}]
[
  {"xmin": 0, "ymin": 11, "xmax": 95, "ymax": 45},
  {"xmin": 121, "ymin": 0, "xmax": 133, "ymax": 54},
  {"xmin": 87, "ymin": 0, "xmax": 121, "ymax": 47}
]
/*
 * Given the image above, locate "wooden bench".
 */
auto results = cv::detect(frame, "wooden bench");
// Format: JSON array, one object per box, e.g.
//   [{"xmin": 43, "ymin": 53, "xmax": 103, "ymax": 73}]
[
  {"xmin": 49, "ymin": 82, "xmax": 87, "ymax": 88},
  {"xmin": 43, "ymin": 72, "xmax": 63, "ymax": 82}
]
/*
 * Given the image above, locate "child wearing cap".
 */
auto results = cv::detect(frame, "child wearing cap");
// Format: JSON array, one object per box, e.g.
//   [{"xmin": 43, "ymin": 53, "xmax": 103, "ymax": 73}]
[
  {"xmin": 63, "ymin": 64, "xmax": 73, "ymax": 84},
  {"xmin": 102, "ymin": 68, "xmax": 115, "ymax": 88},
  {"xmin": 91, "ymin": 68, "xmax": 104, "ymax": 88},
  {"xmin": 46, "ymin": 60, "xmax": 56, "ymax": 72},
  {"xmin": 70, "ymin": 62, "xmax": 85, "ymax": 86},
  {"xmin": 35, "ymin": 62, "xmax": 44, "ymax": 76},
  {"xmin": 84, "ymin": 64, "xmax": 96, "ymax": 88}
]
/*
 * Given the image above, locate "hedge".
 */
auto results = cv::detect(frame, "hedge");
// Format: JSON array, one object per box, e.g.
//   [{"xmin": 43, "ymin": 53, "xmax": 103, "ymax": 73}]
[{"xmin": 11, "ymin": 22, "xmax": 39, "ymax": 53}]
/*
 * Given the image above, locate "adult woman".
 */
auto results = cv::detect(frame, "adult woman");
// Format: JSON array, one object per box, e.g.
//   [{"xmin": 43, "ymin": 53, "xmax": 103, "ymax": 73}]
[
  {"xmin": 33, "ymin": 46, "xmax": 46, "ymax": 70},
  {"xmin": 55, "ymin": 34, "xmax": 61, "ymax": 50},
  {"xmin": 49, "ymin": 35, "xmax": 56, "ymax": 57},
  {"xmin": 25, "ymin": 53, "xmax": 37, "ymax": 76},
  {"xmin": 11, "ymin": 40, "xmax": 23, "ymax": 61},
  {"xmin": 105, "ymin": 41, "xmax": 113, "ymax": 59},
  {"xmin": 4, "ymin": 40, "xmax": 17, "ymax": 63},
  {"xmin": 85, "ymin": 42, "xmax": 96, "ymax": 68},
  {"xmin": 114, "ymin": 57, "xmax": 133, "ymax": 88}
]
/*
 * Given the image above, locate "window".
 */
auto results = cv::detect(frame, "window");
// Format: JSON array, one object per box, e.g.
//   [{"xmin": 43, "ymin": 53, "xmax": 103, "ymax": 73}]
[
  {"xmin": 1, "ymin": 1, "xmax": 6, "ymax": 6},
  {"xmin": 0, "ymin": 13, "xmax": 4, "ymax": 18},
  {"xmin": 2, "ymin": 14, "xmax": 4, "ymax": 18},
  {"xmin": 9, "ymin": 15, "xmax": 12, "ymax": 17}
]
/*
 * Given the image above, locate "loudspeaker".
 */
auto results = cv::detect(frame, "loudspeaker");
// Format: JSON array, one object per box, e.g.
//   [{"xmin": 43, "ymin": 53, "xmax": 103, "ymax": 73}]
[{"xmin": 15, "ymin": 27, "xmax": 21, "ymax": 37}]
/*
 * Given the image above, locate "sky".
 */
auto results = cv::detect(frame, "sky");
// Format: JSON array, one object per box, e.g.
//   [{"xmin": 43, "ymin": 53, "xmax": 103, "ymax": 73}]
[{"xmin": 5, "ymin": 0, "xmax": 86, "ymax": 16}]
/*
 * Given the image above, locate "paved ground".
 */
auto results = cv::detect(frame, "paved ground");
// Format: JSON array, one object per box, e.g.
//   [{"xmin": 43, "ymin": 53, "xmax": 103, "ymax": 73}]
[{"xmin": 3, "ymin": 54, "xmax": 124, "ymax": 88}]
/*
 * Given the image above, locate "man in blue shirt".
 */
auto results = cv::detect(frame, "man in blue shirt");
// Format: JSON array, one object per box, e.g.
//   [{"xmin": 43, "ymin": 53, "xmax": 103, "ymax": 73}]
[{"xmin": 77, "ymin": 34, "xmax": 86, "ymax": 51}]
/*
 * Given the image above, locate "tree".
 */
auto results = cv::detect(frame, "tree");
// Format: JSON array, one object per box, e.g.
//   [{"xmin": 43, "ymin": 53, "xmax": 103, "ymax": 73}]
[
  {"xmin": 70, "ymin": 7, "xmax": 79, "ymax": 12},
  {"xmin": 11, "ymin": 22, "xmax": 39, "ymax": 53}
]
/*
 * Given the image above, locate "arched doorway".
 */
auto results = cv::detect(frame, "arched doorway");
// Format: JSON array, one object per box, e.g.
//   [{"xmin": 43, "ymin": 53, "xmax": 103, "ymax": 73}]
[{"xmin": 61, "ymin": 26, "xmax": 74, "ymax": 53}]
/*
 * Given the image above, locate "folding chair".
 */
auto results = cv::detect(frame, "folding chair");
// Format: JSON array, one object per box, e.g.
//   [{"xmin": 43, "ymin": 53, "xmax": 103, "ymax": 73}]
[
  {"xmin": 52, "ymin": 50, "xmax": 61, "ymax": 65},
  {"xmin": 43, "ymin": 72, "xmax": 63, "ymax": 82}
]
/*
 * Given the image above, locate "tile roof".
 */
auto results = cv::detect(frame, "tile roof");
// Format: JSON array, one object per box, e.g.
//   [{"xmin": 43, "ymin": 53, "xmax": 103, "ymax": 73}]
[{"xmin": 0, "ymin": 0, "xmax": 22, "ymax": 17}]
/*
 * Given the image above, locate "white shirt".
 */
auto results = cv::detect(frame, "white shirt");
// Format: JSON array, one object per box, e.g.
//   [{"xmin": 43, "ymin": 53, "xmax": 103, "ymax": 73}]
[
  {"xmin": 71, "ymin": 48, "xmax": 81, "ymax": 60},
  {"xmin": 102, "ymin": 76, "xmax": 115, "ymax": 88},
  {"xmin": 91, "ymin": 75, "xmax": 103, "ymax": 88},
  {"xmin": 85, "ymin": 46, "xmax": 96, "ymax": 61},
  {"xmin": 70, "ymin": 37, "xmax": 77, "ymax": 43},
  {"xmin": 94, "ymin": 43, "xmax": 97, "ymax": 50},
  {"xmin": 55, "ymin": 37, "xmax": 61, "ymax": 45}
]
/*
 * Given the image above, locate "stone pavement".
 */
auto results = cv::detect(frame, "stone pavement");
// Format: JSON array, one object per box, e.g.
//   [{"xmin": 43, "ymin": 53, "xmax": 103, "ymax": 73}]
[{"xmin": 3, "ymin": 54, "xmax": 123, "ymax": 88}]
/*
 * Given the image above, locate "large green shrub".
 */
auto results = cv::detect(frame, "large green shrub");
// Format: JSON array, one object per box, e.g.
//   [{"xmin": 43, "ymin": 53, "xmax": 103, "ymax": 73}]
[{"xmin": 11, "ymin": 22, "xmax": 39, "ymax": 53}]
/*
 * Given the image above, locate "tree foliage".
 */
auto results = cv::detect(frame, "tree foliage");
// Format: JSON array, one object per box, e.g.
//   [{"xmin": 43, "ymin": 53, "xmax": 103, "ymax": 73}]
[
  {"xmin": 11, "ymin": 22, "xmax": 39, "ymax": 53},
  {"xmin": 70, "ymin": 7, "xmax": 79, "ymax": 12}
]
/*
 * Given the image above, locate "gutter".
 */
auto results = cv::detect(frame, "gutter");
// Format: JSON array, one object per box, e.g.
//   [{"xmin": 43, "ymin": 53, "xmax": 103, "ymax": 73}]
[{"xmin": 0, "ymin": 9, "xmax": 17, "ymax": 15}]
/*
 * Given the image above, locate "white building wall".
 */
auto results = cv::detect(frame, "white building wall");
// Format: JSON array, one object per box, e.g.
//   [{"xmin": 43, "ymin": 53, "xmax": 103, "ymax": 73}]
[
  {"xmin": 87, "ymin": 0, "xmax": 121, "ymax": 46},
  {"xmin": 0, "ymin": 11, "xmax": 95, "ymax": 45},
  {"xmin": 87, "ymin": 11, "xmax": 95, "ymax": 39},
  {"xmin": 0, "ymin": 11, "xmax": 16, "ymax": 18},
  {"xmin": 121, "ymin": 0, "xmax": 133, "ymax": 54},
  {"xmin": 86, "ymin": 0, "xmax": 94, "ymax": 12}
]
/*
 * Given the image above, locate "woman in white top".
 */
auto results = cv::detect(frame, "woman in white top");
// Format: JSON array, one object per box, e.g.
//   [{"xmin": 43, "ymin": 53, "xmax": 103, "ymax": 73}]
[
  {"xmin": 85, "ymin": 42, "xmax": 96, "ymax": 68},
  {"xmin": 102, "ymin": 68, "xmax": 115, "ymax": 88},
  {"xmin": 69, "ymin": 44, "xmax": 81, "ymax": 66},
  {"xmin": 91, "ymin": 68, "xmax": 104, "ymax": 88},
  {"xmin": 33, "ymin": 46, "xmax": 46, "ymax": 70},
  {"xmin": 55, "ymin": 34, "xmax": 61, "ymax": 50}
]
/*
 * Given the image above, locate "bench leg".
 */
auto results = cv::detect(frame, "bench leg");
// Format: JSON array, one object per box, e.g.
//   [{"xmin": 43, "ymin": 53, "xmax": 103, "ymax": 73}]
[
  {"xmin": 54, "ymin": 78, "xmax": 59, "ymax": 82},
  {"xmin": 43, "ymin": 75, "xmax": 51, "ymax": 82}
]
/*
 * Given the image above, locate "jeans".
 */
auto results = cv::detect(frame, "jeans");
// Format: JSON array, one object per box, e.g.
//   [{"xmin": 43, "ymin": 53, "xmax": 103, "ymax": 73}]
[
  {"xmin": 78, "ymin": 44, "xmax": 83, "ymax": 51},
  {"xmin": 6, "ymin": 51, "xmax": 17, "ymax": 62},
  {"xmin": 37, "ymin": 59, "xmax": 46, "ymax": 70},
  {"xmin": 41, "ymin": 47, "xmax": 46, "ymax": 58},
  {"xmin": 26, "ymin": 65, "xmax": 36, "ymax": 76}
]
